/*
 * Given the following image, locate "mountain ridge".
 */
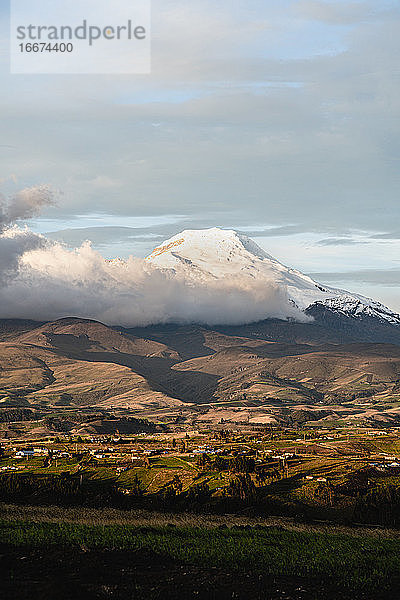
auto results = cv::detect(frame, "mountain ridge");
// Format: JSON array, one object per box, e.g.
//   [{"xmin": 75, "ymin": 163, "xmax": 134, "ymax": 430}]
[{"xmin": 1, "ymin": 316, "xmax": 400, "ymax": 432}]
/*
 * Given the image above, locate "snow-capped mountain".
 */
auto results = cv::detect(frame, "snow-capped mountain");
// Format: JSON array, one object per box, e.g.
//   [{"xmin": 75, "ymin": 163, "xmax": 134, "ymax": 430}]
[{"xmin": 146, "ymin": 227, "xmax": 400, "ymax": 326}]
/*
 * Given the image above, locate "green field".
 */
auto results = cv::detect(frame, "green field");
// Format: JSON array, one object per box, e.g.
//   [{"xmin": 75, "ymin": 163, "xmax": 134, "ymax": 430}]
[{"xmin": 1, "ymin": 518, "xmax": 400, "ymax": 598}]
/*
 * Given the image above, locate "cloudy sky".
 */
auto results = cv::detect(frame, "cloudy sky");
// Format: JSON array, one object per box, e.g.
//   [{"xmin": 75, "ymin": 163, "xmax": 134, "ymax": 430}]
[{"xmin": 1, "ymin": 0, "xmax": 399, "ymax": 311}]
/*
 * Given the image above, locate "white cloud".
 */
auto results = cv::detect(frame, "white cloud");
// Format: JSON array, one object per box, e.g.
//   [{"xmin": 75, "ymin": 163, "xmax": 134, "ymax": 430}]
[
  {"xmin": 0, "ymin": 228, "xmax": 304, "ymax": 326},
  {"xmin": 0, "ymin": 186, "xmax": 305, "ymax": 326}
]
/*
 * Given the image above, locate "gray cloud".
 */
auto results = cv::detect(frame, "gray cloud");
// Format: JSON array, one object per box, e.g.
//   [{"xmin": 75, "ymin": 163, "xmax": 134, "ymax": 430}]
[
  {"xmin": 295, "ymin": 1, "xmax": 389, "ymax": 25},
  {"xmin": 0, "ymin": 185, "xmax": 55, "ymax": 229},
  {"xmin": 370, "ymin": 232, "xmax": 400, "ymax": 240},
  {"xmin": 0, "ymin": 186, "xmax": 55, "ymax": 283},
  {"xmin": 45, "ymin": 227, "xmax": 164, "ymax": 248},
  {"xmin": 309, "ymin": 269, "xmax": 400, "ymax": 286},
  {"xmin": 237, "ymin": 225, "xmax": 306, "ymax": 238},
  {"xmin": 0, "ymin": 228, "xmax": 46, "ymax": 285},
  {"xmin": 316, "ymin": 237, "xmax": 368, "ymax": 246}
]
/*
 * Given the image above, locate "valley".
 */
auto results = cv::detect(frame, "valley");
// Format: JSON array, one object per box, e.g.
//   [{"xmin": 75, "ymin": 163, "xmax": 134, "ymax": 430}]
[{"xmin": 1, "ymin": 317, "xmax": 400, "ymax": 438}]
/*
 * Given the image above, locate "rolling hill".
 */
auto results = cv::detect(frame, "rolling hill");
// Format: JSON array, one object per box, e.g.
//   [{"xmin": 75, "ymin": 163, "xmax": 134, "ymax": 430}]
[{"xmin": 1, "ymin": 317, "xmax": 400, "ymax": 434}]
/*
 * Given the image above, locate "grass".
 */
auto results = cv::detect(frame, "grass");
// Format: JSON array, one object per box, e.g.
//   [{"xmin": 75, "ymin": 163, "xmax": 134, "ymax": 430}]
[{"xmin": 1, "ymin": 518, "xmax": 400, "ymax": 595}]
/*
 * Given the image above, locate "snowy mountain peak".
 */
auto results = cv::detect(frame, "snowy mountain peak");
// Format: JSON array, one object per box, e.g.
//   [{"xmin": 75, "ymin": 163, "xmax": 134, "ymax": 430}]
[
  {"xmin": 146, "ymin": 227, "xmax": 400, "ymax": 326},
  {"xmin": 146, "ymin": 227, "xmax": 273, "ymax": 265}
]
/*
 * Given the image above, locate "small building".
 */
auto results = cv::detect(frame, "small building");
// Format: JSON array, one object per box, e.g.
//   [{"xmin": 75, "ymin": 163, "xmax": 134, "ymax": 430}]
[{"xmin": 16, "ymin": 450, "xmax": 35, "ymax": 458}]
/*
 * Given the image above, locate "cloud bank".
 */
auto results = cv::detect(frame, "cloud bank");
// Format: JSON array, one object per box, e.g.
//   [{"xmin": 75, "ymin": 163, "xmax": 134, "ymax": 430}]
[
  {"xmin": 0, "ymin": 187, "xmax": 306, "ymax": 327},
  {"xmin": 0, "ymin": 185, "xmax": 55, "ymax": 284}
]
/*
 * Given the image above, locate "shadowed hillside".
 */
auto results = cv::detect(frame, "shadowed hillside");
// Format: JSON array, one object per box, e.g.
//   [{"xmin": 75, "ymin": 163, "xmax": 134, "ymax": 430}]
[{"xmin": 0, "ymin": 317, "xmax": 400, "ymax": 432}]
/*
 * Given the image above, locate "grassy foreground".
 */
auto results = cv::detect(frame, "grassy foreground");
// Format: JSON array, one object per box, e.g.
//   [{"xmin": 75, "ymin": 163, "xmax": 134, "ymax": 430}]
[{"xmin": 1, "ymin": 518, "xmax": 400, "ymax": 598}]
